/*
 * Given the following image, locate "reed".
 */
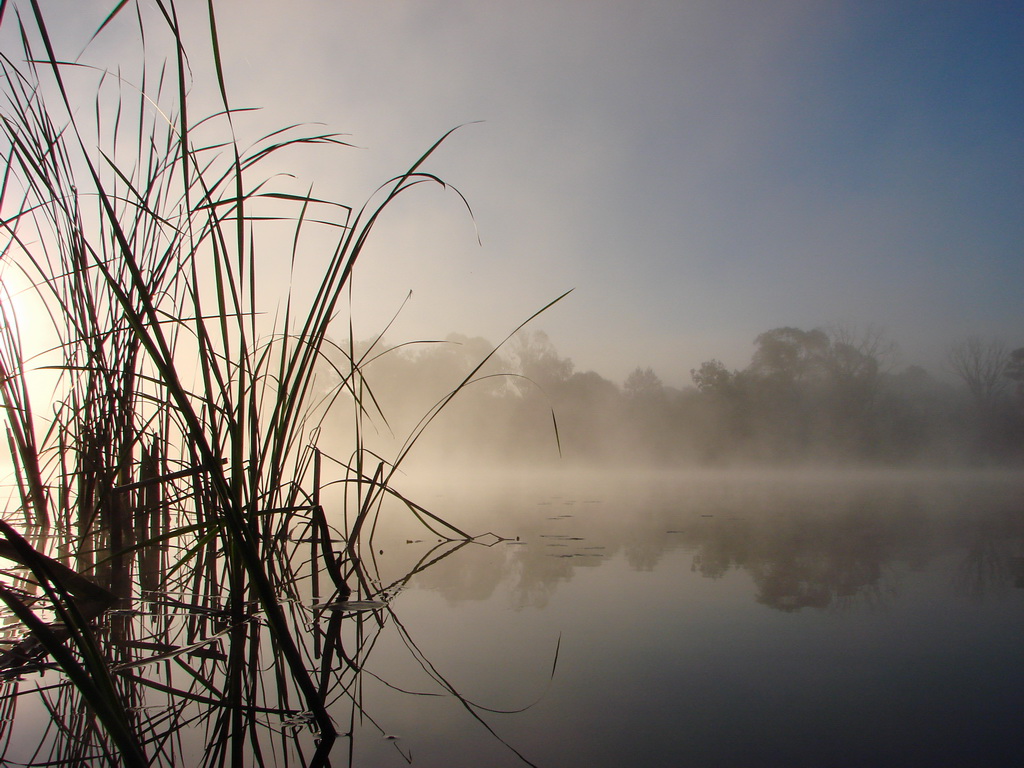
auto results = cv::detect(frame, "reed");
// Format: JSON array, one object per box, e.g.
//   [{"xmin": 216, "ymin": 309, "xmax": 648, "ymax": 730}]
[{"xmin": 0, "ymin": 1, "xmax": 560, "ymax": 764}]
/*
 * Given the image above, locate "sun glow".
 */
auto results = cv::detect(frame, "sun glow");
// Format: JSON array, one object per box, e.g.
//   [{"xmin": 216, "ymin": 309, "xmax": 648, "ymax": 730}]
[{"xmin": 0, "ymin": 261, "xmax": 59, "ymax": 371}]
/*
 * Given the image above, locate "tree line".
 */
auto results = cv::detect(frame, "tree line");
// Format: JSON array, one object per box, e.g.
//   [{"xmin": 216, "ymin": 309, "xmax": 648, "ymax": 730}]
[{"xmin": 320, "ymin": 327, "xmax": 1024, "ymax": 467}]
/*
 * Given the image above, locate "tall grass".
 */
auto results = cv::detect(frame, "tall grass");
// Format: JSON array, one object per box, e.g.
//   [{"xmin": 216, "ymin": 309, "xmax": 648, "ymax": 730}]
[{"xmin": 0, "ymin": 1, "xmax": 560, "ymax": 765}]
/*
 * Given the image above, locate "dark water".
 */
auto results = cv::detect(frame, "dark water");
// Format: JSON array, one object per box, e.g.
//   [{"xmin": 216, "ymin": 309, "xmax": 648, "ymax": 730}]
[{"xmin": 354, "ymin": 469, "xmax": 1024, "ymax": 768}]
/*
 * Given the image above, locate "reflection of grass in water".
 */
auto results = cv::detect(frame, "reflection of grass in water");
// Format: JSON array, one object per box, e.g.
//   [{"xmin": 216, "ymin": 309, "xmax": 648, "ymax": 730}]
[{"xmin": 0, "ymin": 2, "xmax": 557, "ymax": 765}]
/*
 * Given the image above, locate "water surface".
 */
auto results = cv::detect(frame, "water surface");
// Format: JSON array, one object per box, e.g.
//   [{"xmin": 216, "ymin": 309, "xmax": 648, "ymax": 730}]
[{"xmin": 353, "ymin": 469, "xmax": 1024, "ymax": 767}]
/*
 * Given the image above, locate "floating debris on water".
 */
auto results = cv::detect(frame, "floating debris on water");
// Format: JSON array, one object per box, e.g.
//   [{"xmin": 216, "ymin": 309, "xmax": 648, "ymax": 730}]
[{"xmin": 319, "ymin": 600, "xmax": 387, "ymax": 613}]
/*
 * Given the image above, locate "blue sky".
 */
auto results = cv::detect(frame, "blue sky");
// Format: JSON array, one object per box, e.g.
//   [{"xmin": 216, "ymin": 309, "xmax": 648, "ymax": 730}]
[{"xmin": 33, "ymin": 1, "xmax": 1024, "ymax": 384}]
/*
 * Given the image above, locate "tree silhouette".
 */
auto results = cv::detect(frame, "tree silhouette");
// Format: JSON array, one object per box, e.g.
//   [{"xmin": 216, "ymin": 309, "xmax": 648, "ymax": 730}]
[
  {"xmin": 624, "ymin": 366, "xmax": 663, "ymax": 399},
  {"xmin": 946, "ymin": 336, "xmax": 1008, "ymax": 413}
]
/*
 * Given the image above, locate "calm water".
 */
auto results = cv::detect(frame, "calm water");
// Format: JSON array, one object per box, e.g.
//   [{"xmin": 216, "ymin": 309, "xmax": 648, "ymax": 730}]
[
  {"xmin": 3, "ymin": 469, "xmax": 1022, "ymax": 767},
  {"xmin": 349, "ymin": 469, "xmax": 1024, "ymax": 768}
]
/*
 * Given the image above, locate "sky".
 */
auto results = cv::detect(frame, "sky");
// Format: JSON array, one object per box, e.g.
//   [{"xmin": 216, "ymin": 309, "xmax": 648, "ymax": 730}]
[{"xmin": 25, "ymin": 1, "xmax": 1024, "ymax": 386}]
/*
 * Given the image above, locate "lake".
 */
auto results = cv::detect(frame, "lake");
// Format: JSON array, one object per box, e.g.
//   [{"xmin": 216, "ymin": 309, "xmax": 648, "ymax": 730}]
[
  {"xmin": 348, "ymin": 468, "xmax": 1024, "ymax": 767},
  {"xmin": 2, "ymin": 468, "xmax": 1022, "ymax": 767}
]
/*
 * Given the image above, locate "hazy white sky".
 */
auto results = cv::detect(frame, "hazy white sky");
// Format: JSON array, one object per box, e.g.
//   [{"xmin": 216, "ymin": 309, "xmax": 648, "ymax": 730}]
[{"xmin": 32, "ymin": 1, "xmax": 1024, "ymax": 384}]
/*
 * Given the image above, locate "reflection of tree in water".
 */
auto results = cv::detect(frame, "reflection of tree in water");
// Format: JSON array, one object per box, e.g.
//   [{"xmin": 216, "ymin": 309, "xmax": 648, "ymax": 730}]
[
  {"xmin": 689, "ymin": 515, "xmax": 752, "ymax": 579},
  {"xmin": 681, "ymin": 486, "xmax": 1024, "ymax": 611},
  {"xmin": 684, "ymin": 505, "xmax": 917, "ymax": 611},
  {"xmin": 510, "ymin": 547, "xmax": 590, "ymax": 609},
  {"xmin": 624, "ymin": 538, "xmax": 666, "ymax": 572},
  {"xmin": 753, "ymin": 504, "xmax": 923, "ymax": 611},
  {"xmin": 395, "ymin": 474, "xmax": 1024, "ymax": 616},
  {"xmin": 955, "ymin": 507, "xmax": 1024, "ymax": 600},
  {"xmin": 675, "ymin": 492, "xmax": 942, "ymax": 612},
  {"xmin": 748, "ymin": 525, "xmax": 891, "ymax": 612}
]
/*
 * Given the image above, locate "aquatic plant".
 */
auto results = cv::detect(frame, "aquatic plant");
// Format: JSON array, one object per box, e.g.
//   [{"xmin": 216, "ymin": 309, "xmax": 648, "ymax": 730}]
[{"xmin": 0, "ymin": 1, "xmax": 560, "ymax": 764}]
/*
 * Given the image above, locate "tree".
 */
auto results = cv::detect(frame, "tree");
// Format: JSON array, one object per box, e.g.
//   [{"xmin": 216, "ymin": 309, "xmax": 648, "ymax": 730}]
[
  {"xmin": 1005, "ymin": 347, "xmax": 1024, "ymax": 405},
  {"xmin": 749, "ymin": 327, "xmax": 829, "ymax": 385},
  {"xmin": 622, "ymin": 367, "xmax": 673, "ymax": 461},
  {"xmin": 691, "ymin": 359, "xmax": 734, "ymax": 395},
  {"xmin": 624, "ymin": 367, "xmax": 663, "ymax": 399},
  {"xmin": 689, "ymin": 359, "xmax": 750, "ymax": 461},
  {"xmin": 737, "ymin": 325, "xmax": 898, "ymax": 460},
  {"xmin": 819, "ymin": 325, "xmax": 895, "ymax": 447},
  {"xmin": 825, "ymin": 325, "xmax": 895, "ymax": 384},
  {"xmin": 510, "ymin": 330, "xmax": 573, "ymax": 390},
  {"xmin": 551, "ymin": 370, "xmax": 624, "ymax": 461},
  {"xmin": 946, "ymin": 336, "xmax": 1008, "ymax": 412}
]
